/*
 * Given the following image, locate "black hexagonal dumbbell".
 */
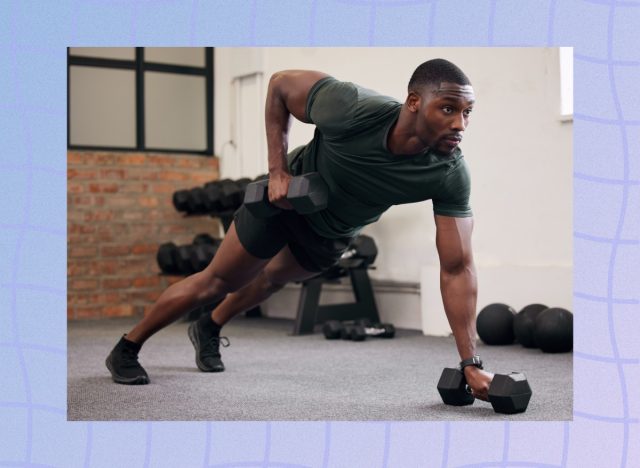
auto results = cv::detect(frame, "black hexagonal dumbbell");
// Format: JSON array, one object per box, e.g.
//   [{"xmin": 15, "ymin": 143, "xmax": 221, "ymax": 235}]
[
  {"xmin": 243, "ymin": 172, "xmax": 328, "ymax": 218},
  {"xmin": 157, "ymin": 242, "xmax": 181, "ymax": 275},
  {"xmin": 322, "ymin": 319, "xmax": 368, "ymax": 340},
  {"xmin": 188, "ymin": 243, "xmax": 219, "ymax": 272},
  {"xmin": 488, "ymin": 373, "xmax": 533, "ymax": 414},
  {"xmin": 189, "ymin": 233, "xmax": 222, "ymax": 272},
  {"xmin": 217, "ymin": 178, "xmax": 252, "ymax": 213},
  {"xmin": 437, "ymin": 368, "xmax": 475, "ymax": 406},
  {"xmin": 156, "ymin": 234, "xmax": 222, "ymax": 275},
  {"xmin": 172, "ymin": 178, "xmax": 252, "ymax": 215},
  {"xmin": 338, "ymin": 235, "xmax": 378, "ymax": 269},
  {"xmin": 322, "ymin": 319, "xmax": 394, "ymax": 342},
  {"xmin": 437, "ymin": 368, "xmax": 532, "ymax": 414},
  {"xmin": 347, "ymin": 319, "xmax": 395, "ymax": 341}
]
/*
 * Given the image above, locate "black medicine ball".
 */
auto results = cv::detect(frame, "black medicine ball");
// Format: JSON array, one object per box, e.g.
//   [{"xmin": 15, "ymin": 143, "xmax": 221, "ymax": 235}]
[
  {"xmin": 513, "ymin": 304, "xmax": 548, "ymax": 348},
  {"xmin": 534, "ymin": 307, "xmax": 573, "ymax": 353},
  {"xmin": 476, "ymin": 303, "xmax": 516, "ymax": 345}
]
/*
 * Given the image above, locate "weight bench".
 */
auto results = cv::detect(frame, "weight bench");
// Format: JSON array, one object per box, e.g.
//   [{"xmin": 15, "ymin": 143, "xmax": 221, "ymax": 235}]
[{"xmin": 292, "ymin": 265, "xmax": 380, "ymax": 335}]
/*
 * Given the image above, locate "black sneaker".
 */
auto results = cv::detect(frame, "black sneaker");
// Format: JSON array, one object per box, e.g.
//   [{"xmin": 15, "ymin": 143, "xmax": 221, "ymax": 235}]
[
  {"xmin": 187, "ymin": 320, "xmax": 230, "ymax": 372},
  {"xmin": 105, "ymin": 335, "xmax": 150, "ymax": 385}
]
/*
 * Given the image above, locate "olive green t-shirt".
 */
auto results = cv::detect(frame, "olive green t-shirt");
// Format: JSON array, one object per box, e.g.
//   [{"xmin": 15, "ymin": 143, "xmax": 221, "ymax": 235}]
[{"xmin": 287, "ymin": 76, "xmax": 472, "ymax": 239}]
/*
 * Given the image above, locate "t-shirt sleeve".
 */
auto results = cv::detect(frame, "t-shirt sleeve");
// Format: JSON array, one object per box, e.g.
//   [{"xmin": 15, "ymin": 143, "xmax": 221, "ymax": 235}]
[
  {"xmin": 305, "ymin": 77, "xmax": 358, "ymax": 137},
  {"xmin": 432, "ymin": 158, "xmax": 473, "ymax": 218}
]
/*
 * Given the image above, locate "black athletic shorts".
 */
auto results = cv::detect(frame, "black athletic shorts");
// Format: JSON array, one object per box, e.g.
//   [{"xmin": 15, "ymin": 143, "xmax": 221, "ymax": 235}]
[{"xmin": 233, "ymin": 204, "xmax": 353, "ymax": 272}]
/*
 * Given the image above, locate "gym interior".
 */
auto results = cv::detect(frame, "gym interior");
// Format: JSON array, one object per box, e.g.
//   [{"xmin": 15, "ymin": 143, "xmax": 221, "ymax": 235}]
[{"xmin": 67, "ymin": 47, "xmax": 573, "ymax": 421}]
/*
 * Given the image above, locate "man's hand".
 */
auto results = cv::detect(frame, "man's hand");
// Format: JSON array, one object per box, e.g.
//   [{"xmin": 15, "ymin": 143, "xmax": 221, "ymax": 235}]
[
  {"xmin": 268, "ymin": 171, "xmax": 293, "ymax": 210},
  {"xmin": 463, "ymin": 366, "xmax": 494, "ymax": 401}
]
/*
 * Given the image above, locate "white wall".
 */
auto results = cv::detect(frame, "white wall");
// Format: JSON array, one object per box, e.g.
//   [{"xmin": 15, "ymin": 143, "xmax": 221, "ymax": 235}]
[{"xmin": 214, "ymin": 48, "xmax": 573, "ymax": 333}]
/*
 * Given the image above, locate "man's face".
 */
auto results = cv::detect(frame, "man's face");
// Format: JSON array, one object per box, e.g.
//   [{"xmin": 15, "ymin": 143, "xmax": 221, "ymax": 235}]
[{"xmin": 411, "ymin": 82, "xmax": 475, "ymax": 155}]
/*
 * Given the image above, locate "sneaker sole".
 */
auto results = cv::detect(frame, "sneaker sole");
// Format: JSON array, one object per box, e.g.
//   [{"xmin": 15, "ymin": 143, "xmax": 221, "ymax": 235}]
[
  {"xmin": 105, "ymin": 356, "xmax": 150, "ymax": 385},
  {"xmin": 188, "ymin": 322, "xmax": 225, "ymax": 373}
]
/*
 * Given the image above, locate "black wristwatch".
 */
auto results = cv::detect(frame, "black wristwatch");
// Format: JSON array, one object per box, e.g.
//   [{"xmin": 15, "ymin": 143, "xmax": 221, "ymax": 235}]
[{"xmin": 459, "ymin": 355, "xmax": 483, "ymax": 370}]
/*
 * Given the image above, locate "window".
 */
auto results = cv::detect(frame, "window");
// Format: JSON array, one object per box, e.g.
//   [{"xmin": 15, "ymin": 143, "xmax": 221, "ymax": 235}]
[{"xmin": 67, "ymin": 47, "xmax": 214, "ymax": 155}]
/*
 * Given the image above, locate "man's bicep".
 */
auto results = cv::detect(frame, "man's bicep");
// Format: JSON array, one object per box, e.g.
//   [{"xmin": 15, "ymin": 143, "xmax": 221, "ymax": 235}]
[
  {"xmin": 435, "ymin": 215, "xmax": 474, "ymax": 271},
  {"xmin": 269, "ymin": 70, "xmax": 330, "ymax": 123}
]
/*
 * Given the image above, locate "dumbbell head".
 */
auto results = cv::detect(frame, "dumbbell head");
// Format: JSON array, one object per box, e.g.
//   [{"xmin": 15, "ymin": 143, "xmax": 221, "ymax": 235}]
[
  {"xmin": 287, "ymin": 173, "xmax": 328, "ymax": 214},
  {"xmin": 218, "ymin": 180, "xmax": 244, "ymax": 211},
  {"xmin": 322, "ymin": 320, "xmax": 343, "ymax": 339},
  {"xmin": 189, "ymin": 243, "xmax": 219, "ymax": 272},
  {"xmin": 202, "ymin": 183, "xmax": 224, "ymax": 212},
  {"xmin": 157, "ymin": 242, "xmax": 179, "ymax": 274},
  {"xmin": 244, "ymin": 179, "xmax": 281, "ymax": 217},
  {"xmin": 352, "ymin": 235, "xmax": 378, "ymax": 266},
  {"xmin": 175, "ymin": 245, "xmax": 196, "ymax": 275},
  {"xmin": 488, "ymin": 373, "xmax": 532, "ymax": 414},
  {"xmin": 374, "ymin": 323, "xmax": 395, "ymax": 338},
  {"xmin": 437, "ymin": 368, "xmax": 475, "ymax": 406},
  {"xmin": 186, "ymin": 187, "xmax": 208, "ymax": 214},
  {"xmin": 340, "ymin": 324, "xmax": 355, "ymax": 340},
  {"xmin": 348, "ymin": 325, "xmax": 367, "ymax": 341},
  {"xmin": 235, "ymin": 177, "xmax": 252, "ymax": 190},
  {"xmin": 339, "ymin": 235, "xmax": 378, "ymax": 269},
  {"xmin": 172, "ymin": 190, "xmax": 190, "ymax": 213}
]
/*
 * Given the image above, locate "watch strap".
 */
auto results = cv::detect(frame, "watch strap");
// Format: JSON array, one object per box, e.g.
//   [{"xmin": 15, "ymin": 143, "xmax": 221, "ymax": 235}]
[{"xmin": 459, "ymin": 355, "xmax": 483, "ymax": 370}]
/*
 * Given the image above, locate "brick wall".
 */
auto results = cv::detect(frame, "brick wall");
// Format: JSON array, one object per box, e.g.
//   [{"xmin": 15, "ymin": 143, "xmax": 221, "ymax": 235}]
[{"xmin": 67, "ymin": 151, "xmax": 221, "ymax": 320}]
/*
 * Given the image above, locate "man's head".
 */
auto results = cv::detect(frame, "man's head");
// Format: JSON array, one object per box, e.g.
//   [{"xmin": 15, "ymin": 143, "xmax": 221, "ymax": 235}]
[{"xmin": 406, "ymin": 59, "xmax": 475, "ymax": 155}]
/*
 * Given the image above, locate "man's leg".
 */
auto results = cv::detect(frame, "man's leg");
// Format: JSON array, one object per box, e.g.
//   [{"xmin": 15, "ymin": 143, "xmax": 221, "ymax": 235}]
[
  {"xmin": 213, "ymin": 244, "xmax": 319, "ymax": 325},
  {"xmin": 189, "ymin": 244, "xmax": 319, "ymax": 372},
  {"xmin": 106, "ymin": 222, "xmax": 271, "ymax": 384}
]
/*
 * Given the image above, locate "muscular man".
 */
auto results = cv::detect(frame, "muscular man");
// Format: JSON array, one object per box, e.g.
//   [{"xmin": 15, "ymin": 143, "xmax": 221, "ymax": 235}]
[{"xmin": 106, "ymin": 58, "xmax": 494, "ymax": 400}]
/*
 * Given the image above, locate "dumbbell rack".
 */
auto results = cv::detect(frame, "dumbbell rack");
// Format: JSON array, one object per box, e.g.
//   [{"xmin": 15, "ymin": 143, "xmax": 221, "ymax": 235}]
[{"xmin": 292, "ymin": 265, "xmax": 380, "ymax": 335}]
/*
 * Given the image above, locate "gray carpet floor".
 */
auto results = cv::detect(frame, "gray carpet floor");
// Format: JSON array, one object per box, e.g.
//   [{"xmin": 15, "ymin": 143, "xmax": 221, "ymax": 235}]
[{"xmin": 68, "ymin": 317, "xmax": 572, "ymax": 421}]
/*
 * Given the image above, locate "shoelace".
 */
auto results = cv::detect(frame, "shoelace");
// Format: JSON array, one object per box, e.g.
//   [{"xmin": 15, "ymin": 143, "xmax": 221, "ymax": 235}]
[
  {"xmin": 201, "ymin": 336, "xmax": 230, "ymax": 358},
  {"xmin": 120, "ymin": 347, "xmax": 142, "ymax": 368}
]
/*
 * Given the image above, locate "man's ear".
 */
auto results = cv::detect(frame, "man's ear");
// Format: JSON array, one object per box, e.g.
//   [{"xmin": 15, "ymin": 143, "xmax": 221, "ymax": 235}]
[{"xmin": 406, "ymin": 92, "xmax": 421, "ymax": 113}]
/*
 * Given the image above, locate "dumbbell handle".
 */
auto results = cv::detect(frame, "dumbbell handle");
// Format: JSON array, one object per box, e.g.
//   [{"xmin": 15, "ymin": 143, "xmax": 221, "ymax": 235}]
[{"xmin": 244, "ymin": 172, "xmax": 328, "ymax": 217}]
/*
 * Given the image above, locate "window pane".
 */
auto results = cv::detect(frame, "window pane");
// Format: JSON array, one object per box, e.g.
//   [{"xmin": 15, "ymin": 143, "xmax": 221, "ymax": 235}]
[
  {"xmin": 69, "ymin": 47, "xmax": 135, "ymax": 61},
  {"xmin": 69, "ymin": 66, "xmax": 136, "ymax": 148},
  {"xmin": 144, "ymin": 72, "xmax": 206, "ymax": 151},
  {"xmin": 144, "ymin": 47, "xmax": 205, "ymax": 67}
]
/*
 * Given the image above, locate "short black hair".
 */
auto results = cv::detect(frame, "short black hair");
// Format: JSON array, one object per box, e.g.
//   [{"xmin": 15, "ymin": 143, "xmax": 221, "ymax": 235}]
[{"xmin": 408, "ymin": 58, "xmax": 471, "ymax": 93}]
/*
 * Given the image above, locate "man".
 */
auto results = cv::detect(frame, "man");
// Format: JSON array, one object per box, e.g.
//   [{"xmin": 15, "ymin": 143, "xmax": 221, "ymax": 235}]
[{"xmin": 106, "ymin": 58, "xmax": 495, "ymax": 401}]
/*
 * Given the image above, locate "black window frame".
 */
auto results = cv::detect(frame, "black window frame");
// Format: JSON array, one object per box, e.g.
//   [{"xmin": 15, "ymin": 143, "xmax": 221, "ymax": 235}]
[{"xmin": 67, "ymin": 47, "xmax": 214, "ymax": 156}]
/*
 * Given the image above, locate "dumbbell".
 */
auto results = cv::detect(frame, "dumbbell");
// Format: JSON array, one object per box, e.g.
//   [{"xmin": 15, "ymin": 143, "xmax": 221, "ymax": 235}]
[
  {"xmin": 173, "ymin": 179, "xmax": 252, "ymax": 215},
  {"xmin": 243, "ymin": 172, "xmax": 328, "ymax": 217},
  {"xmin": 436, "ymin": 368, "xmax": 532, "ymax": 414},
  {"xmin": 323, "ymin": 319, "xmax": 395, "ymax": 341},
  {"xmin": 187, "ymin": 234, "xmax": 221, "ymax": 272},
  {"xmin": 349, "ymin": 322, "xmax": 395, "ymax": 341},
  {"xmin": 217, "ymin": 178, "xmax": 252, "ymax": 212},
  {"xmin": 199, "ymin": 179, "xmax": 249, "ymax": 214},
  {"xmin": 338, "ymin": 235, "xmax": 378, "ymax": 269},
  {"xmin": 157, "ymin": 242, "xmax": 182, "ymax": 274},
  {"xmin": 323, "ymin": 319, "xmax": 369, "ymax": 340},
  {"xmin": 189, "ymin": 243, "xmax": 221, "ymax": 272},
  {"xmin": 172, "ymin": 189, "xmax": 191, "ymax": 213},
  {"xmin": 156, "ymin": 235, "xmax": 221, "ymax": 275}
]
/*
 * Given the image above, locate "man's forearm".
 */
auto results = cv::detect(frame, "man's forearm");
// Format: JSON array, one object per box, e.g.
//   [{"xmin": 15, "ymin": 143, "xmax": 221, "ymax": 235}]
[{"xmin": 440, "ymin": 263, "xmax": 478, "ymax": 361}]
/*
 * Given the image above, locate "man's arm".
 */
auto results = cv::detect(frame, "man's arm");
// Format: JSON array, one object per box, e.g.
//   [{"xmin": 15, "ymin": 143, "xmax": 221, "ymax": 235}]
[
  {"xmin": 264, "ymin": 70, "xmax": 329, "ymax": 208},
  {"xmin": 435, "ymin": 214, "xmax": 492, "ymax": 400}
]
